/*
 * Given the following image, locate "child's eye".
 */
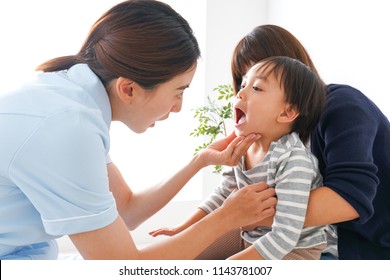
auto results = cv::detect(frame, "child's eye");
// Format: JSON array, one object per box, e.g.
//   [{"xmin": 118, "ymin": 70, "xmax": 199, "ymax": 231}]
[{"xmin": 252, "ymin": 86, "xmax": 262, "ymax": 91}]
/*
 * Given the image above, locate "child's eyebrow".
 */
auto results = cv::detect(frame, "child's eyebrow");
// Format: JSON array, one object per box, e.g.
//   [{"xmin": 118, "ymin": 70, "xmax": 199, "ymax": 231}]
[
  {"xmin": 253, "ymin": 74, "xmax": 269, "ymax": 82},
  {"xmin": 243, "ymin": 71, "xmax": 270, "ymax": 82}
]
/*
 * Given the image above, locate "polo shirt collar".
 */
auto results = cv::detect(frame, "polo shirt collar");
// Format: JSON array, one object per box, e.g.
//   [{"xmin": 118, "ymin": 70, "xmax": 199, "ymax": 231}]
[{"xmin": 66, "ymin": 64, "xmax": 112, "ymax": 129}]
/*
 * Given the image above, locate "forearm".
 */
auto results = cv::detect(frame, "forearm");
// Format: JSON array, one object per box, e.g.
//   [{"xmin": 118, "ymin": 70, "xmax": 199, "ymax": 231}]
[
  {"xmin": 73, "ymin": 207, "xmax": 233, "ymax": 260},
  {"xmin": 139, "ymin": 207, "xmax": 233, "ymax": 259},
  {"xmin": 304, "ymin": 186, "xmax": 359, "ymax": 226},
  {"xmin": 249, "ymin": 186, "xmax": 359, "ymax": 229},
  {"xmin": 122, "ymin": 154, "xmax": 205, "ymax": 229},
  {"xmin": 176, "ymin": 208, "xmax": 208, "ymax": 232},
  {"xmin": 72, "ymin": 183, "xmax": 276, "ymax": 260}
]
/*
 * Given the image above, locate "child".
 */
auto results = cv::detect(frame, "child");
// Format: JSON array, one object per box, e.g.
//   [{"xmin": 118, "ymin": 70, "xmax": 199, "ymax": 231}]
[{"xmin": 150, "ymin": 56, "xmax": 328, "ymax": 260}]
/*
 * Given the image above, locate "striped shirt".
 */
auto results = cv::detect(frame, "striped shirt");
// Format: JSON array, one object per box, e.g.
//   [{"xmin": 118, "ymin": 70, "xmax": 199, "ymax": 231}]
[{"xmin": 199, "ymin": 132, "xmax": 327, "ymax": 259}]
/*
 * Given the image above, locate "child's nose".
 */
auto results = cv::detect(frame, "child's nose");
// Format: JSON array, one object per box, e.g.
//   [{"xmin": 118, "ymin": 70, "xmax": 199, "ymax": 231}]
[{"xmin": 236, "ymin": 88, "xmax": 245, "ymax": 99}]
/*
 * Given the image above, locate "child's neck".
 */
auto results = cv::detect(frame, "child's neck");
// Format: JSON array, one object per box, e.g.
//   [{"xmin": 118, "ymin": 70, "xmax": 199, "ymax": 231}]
[
  {"xmin": 244, "ymin": 139, "xmax": 271, "ymax": 170},
  {"xmin": 244, "ymin": 129, "xmax": 291, "ymax": 170}
]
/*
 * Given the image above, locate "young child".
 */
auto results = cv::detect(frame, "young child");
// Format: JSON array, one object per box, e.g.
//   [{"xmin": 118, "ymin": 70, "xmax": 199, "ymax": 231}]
[{"xmin": 150, "ymin": 56, "xmax": 328, "ymax": 260}]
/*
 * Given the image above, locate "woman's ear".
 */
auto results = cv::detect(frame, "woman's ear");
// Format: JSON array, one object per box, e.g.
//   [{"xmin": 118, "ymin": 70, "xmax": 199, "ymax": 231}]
[
  {"xmin": 278, "ymin": 105, "xmax": 300, "ymax": 124},
  {"xmin": 115, "ymin": 77, "xmax": 135, "ymax": 104}
]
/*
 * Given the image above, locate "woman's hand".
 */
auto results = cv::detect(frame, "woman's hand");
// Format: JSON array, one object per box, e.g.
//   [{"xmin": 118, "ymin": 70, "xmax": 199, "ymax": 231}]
[
  {"xmin": 219, "ymin": 182, "xmax": 276, "ymax": 230},
  {"xmin": 199, "ymin": 132, "xmax": 260, "ymax": 167}
]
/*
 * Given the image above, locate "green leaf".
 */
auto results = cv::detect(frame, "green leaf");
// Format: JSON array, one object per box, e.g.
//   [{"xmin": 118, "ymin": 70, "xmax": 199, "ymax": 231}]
[{"xmin": 190, "ymin": 83, "xmax": 234, "ymax": 173}]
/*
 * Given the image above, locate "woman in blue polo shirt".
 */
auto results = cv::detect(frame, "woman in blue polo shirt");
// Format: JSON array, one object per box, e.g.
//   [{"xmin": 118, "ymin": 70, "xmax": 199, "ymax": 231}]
[{"xmin": 0, "ymin": 0, "xmax": 276, "ymax": 260}]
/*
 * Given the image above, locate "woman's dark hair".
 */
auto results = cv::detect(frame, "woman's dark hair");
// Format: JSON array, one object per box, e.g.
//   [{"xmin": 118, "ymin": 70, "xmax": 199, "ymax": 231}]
[
  {"xmin": 252, "ymin": 56, "xmax": 326, "ymax": 143},
  {"xmin": 232, "ymin": 25, "xmax": 317, "ymax": 94},
  {"xmin": 36, "ymin": 0, "xmax": 200, "ymax": 89}
]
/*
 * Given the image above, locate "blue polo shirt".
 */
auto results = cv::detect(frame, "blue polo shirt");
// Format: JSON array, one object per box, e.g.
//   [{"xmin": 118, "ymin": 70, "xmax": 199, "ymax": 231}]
[{"xmin": 0, "ymin": 64, "xmax": 118, "ymax": 259}]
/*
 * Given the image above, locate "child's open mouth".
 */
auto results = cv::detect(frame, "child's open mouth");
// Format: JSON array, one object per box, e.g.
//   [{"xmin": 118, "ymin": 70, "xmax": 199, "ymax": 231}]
[{"xmin": 235, "ymin": 107, "xmax": 246, "ymax": 125}]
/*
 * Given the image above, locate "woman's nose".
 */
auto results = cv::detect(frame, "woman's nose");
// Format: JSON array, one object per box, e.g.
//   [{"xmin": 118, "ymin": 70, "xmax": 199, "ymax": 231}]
[{"xmin": 171, "ymin": 99, "xmax": 183, "ymax": 113}]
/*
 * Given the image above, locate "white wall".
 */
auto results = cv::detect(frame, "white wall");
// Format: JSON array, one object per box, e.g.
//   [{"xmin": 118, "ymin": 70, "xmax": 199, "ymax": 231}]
[{"xmin": 204, "ymin": 0, "xmax": 269, "ymax": 88}]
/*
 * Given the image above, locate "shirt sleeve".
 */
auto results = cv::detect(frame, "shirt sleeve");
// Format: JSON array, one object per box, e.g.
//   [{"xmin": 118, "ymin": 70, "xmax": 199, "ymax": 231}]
[
  {"xmin": 253, "ymin": 147, "xmax": 320, "ymax": 259},
  {"xmin": 9, "ymin": 108, "xmax": 118, "ymax": 236},
  {"xmin": 198, "ymin": 167, "xmax": 236, "ymax": 214}
]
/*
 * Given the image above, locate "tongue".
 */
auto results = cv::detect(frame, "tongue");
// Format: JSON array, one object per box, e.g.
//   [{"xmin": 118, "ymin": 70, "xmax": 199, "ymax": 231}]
[{"xmin": 238, "ymin": 115, "xmax": 246, "ymax": 124}]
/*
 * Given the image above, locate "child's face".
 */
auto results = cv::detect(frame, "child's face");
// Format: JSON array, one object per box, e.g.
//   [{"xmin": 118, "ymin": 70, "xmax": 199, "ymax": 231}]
[{"xmin": 233, "ymin": 62, "xmax": 288, "ymax": 138}]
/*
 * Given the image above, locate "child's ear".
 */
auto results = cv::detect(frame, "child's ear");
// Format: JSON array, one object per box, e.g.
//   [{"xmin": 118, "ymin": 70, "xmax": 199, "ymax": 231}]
[
  {"xmin": 278, "ymin": 105, "xmax": 300, "ymax": 124},
  {"xmin": 116, "ymin": 77, "xmax": 135, "ymax": 104}
]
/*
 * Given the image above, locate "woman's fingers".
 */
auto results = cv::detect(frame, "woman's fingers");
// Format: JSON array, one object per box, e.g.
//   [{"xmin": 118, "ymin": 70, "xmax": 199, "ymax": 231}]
[
  {"xmin": 233, "ymin": 134, "xmax": 261, "ymax": 154},
  {"xmin": 199, "ymin": 131, "xmax": 261, "ymax": 167},
  {"xmin": 221, "ymin": 182, "xmax": 276, "ymax": 228},
  {"xmin": 225, "ymin": 133, "xmax": 261, "ymax": 165},
  {"xmin": 224, "ymin": 131, "xmax": 238, "ymax": 145}
]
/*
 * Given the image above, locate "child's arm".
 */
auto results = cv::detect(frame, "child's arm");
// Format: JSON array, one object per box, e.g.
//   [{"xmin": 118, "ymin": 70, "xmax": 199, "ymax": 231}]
[
  {"xmin": 150, "ymin": 166, "xmax": 239, "ymax": 237},
  {"xmin": 149, "ymin": 208, "xmax": 207, "ymax": 237}
]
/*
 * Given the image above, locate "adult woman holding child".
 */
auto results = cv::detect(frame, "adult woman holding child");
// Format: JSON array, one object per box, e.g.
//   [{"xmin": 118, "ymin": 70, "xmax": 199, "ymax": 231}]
[{"xmin": 230, "ymin": 24, "xmax": 390, "ymax": 260}]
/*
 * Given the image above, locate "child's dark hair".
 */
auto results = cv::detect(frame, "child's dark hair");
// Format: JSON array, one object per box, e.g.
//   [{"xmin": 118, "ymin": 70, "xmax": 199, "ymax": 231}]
[{"xmin": 254, "ymin": 56, "xmax": 326, "ymax": 143}]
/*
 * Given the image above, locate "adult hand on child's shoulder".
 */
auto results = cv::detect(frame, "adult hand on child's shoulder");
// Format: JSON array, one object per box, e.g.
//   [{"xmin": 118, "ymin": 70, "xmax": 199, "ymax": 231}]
[{"xmin": 220, "ymin": 182, "xmax": 276, "ymax": 229}]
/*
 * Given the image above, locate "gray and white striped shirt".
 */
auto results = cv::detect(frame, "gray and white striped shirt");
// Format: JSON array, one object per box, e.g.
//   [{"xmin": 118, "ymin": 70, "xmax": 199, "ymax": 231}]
[{"xmin": 199, "ymin": 132, "xmax": 328, "ymax": 259}]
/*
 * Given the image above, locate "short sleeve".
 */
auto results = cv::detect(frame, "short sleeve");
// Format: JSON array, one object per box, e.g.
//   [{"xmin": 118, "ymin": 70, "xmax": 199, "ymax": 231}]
[
  {"xmin": 9, "ymin": 108, "xmax": 118, "ymax": 236},
  {"xmin": 106, "ymin": 153, "xmax": 113, "ymax": 164}
]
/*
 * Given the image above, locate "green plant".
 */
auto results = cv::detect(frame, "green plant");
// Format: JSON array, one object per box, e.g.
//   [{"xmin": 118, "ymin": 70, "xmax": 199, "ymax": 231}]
[{"xmin": 190, "ymin": 84, "xmax": 234, "ymax": 173}]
